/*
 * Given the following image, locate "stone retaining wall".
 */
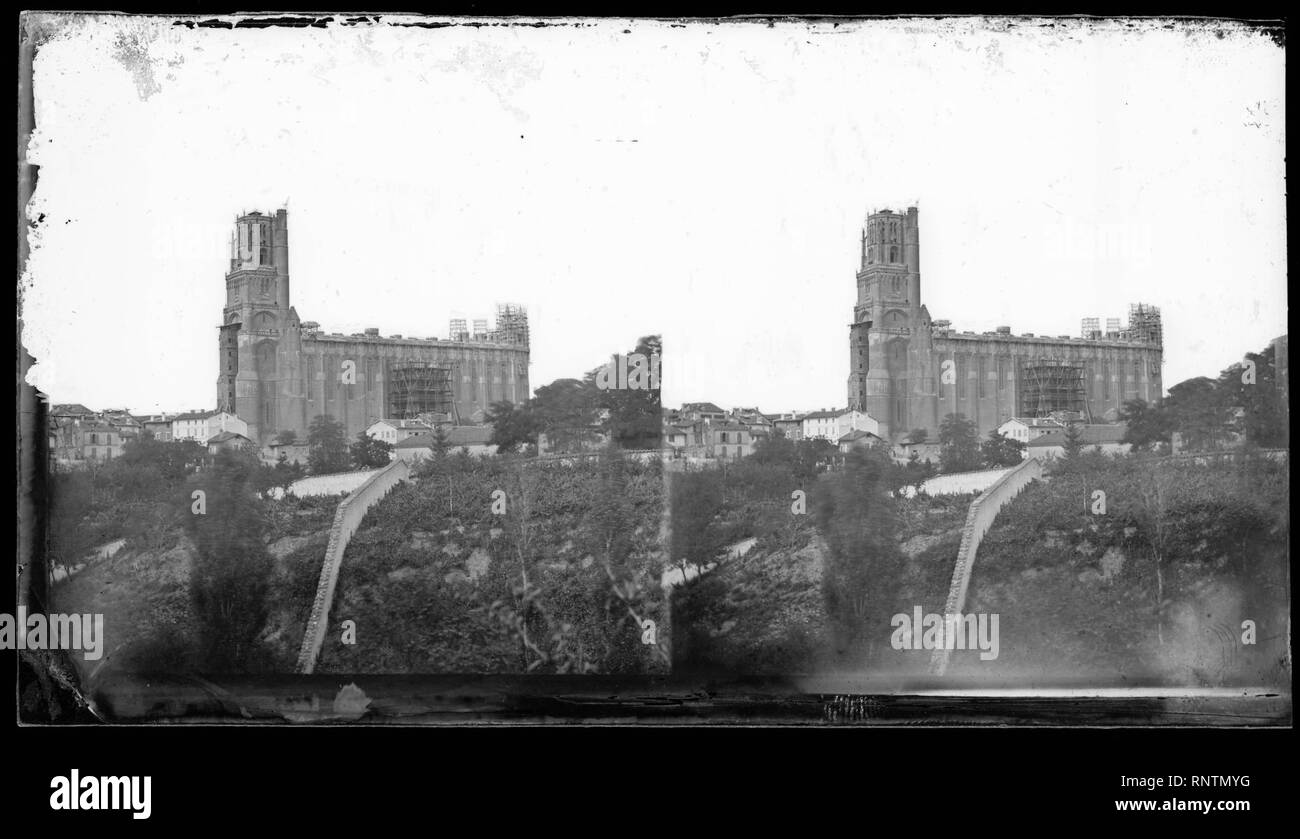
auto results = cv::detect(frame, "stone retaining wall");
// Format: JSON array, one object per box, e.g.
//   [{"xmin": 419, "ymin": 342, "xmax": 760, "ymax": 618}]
[
  {"xmin": 295, "ymin": 459, "xmax": 411, "ymax": 674},
  {"xmin": 930, "ymin": 457, "xmax": 1043, "ymax": 675}
]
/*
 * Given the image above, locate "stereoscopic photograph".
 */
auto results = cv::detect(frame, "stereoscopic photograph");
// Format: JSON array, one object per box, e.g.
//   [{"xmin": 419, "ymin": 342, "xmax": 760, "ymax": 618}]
[{"xmin": 16, "ymin": 13, "xmax": 1287, "ymax": 727}]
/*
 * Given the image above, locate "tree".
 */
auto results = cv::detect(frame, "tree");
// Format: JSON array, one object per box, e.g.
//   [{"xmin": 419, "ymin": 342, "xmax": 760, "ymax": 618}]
[
  {"xmin": 906, "ymin": 451, "xmax": 937, "ymax": 491},
  {"xmin": 118, "ymin": 433, "xmax": 206, "ymax": 488},
  {"xmin": 1061, "ymin": 421, "xmax": 1084, "ymax": 460},
  {"xmin": 306, "ymin": 415, "xmax": 350, "ymax": 475},
  {"xmin": 1164, "ymin": 377, "xmax": 1230, "ymax": 452},
  {"xmin": 1214, "ymin": 345, "xmax": 1288, "ymax": 448},
  {"xmin": 811, "ymin": 448, "xmax": 905, "ymax": 661},
  {"xmin": 905, "ymin": 428, "xmax": 929, "ymax": 445},
  {"xmin": 669, "ymin": 468, "xmax": 726, "ymax": 566},
  {"xmin": 981, "ymin": 429, "xmax": 1026, "ymax": 468},
  {"xmin": 1120, "ymin": 398, "xmax": 1174, "ymax": 451},
  {"xmin": 485, "ymin": 400, "xmax": 542, "ymax": 453},
  {"xmin": 271, "ymin": 429, "xmax": 298, "ymax": 447},
  {"xmin": 592, "ymin": 334, "xmax": 662, "ymax": 450},
  {"xmin": 938, "ymin": 413, "xmax": 980, "ymax": 473},
  {"xmin": 271, "ymin": 457, "xmax": 304, "ymax": 492},
  {"xmin": 350, "ymin": 430, "xmax": 394, "ymax": 469},
  {"xmin": 430, "ymin": 425, "xmax": 451, "ymax": 460},
  {"xmin": 1134, "ymin": 467, "xmax": 1179, "ymax": 646},
  {"xmin": 48, "ymin": 470, "xmax": 94, "ymax": 579},
  {"xmin": 184, "ymin": 449, "xmax": 273, "ymax": 670},
  {"xmin": 529, "ymin": 377, "xmax": 599, "ymax": 453}
]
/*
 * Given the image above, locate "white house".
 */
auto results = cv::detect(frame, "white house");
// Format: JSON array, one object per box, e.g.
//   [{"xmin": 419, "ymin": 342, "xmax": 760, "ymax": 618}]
[
  {"xmin": 801, "ymin": 410, "xmax": 842, "ymax": 441},
  {"xmin": 172, "ymin": 410, "xmax": 248, "ymax": 443},
  {"xmin": 171, "ymin": 411, "xmax": 210, "ymax": 442},
  {"xmin": 836, "ymin": 409, "xmax": 879, "ymax": 440},
  {"xmin": 997, "ymin": 417, "xmax": 1064, "ymax": 444},
  {"xmin": 207, "ymin": 411, "xmax": 248, "ymax": 440},
  {"xmin": 802, "ymin": 408, "xmax": 877, "ymax": 442},
  {"xmin": 366, "ymin": 418, "xmax": 433, "ymax": 446}
]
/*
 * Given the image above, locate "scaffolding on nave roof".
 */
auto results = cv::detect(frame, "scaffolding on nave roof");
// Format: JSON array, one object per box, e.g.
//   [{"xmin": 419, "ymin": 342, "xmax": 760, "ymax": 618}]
[
  {"xmin": 387, "ymin": 362, "xmax": 457, "ymax": 423},
  {"xmin": 1019, "ymin": 360, "xmax": 1092, "ymax": 422}
]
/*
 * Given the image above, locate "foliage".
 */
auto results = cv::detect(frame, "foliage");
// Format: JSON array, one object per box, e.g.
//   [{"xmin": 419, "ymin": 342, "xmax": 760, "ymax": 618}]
[
  {"xmin": 749, "ymin": 433, "xmax": 837, "ymax": 481},
  {"xmin": 938, "ymin": 413, "xmax": 980, "ymax": 473},
  {"xmin": 905, "ymin": 428, "xmax": 929, "ymax": 444},
  {"xmin": 306, "ymin": 415, "xmax": 350, "ymax": 475},
  {"xmin": 888, "ymin": 451, "xmax": 937, "ymax": 493},
  {"xmin": 485, "ymin": 399, "xmax": 542, "ymax": 453},
  {"xmin": 810, "ymin": 448, "xmax": 905, "ymax": 659},
  {"xmin": 349, "ymin": 430, "xmax": 394, "ymax": 469},
  {"xmin": 530, "ymin": 378, "xmax": 600, "ymax": 453},
  {"xmin": 981, "ymin": 429, "xmax": 1026, "ymax": 468},
  {"xmin": 182, "ymin": 449, "xmax": 273, "ymax": 671},
  {"xmin": 974, "ymin": 451, "xmax": 1288, "ymax": 681},
  {"xmin": 591, "ymin": 334, "xmax": 662, "ymax": 450},
  {"xmin": 429, "ymin": 425, "xmax": 450, "ymax": 459},
  {"xmin": 1119, "ymin": 398, "xmax": 1174, "ymax": 450},
  {"xmin": 1120, "ymin": 341, "xmax": 1288, "ymax": 453},
  {"xmin": 321, "ymin": 452, "xmax": 667, "ymax": 674},
  {"xmin": 1061, "ymin": 421, "xmax": 1084, "ymax": 460}
]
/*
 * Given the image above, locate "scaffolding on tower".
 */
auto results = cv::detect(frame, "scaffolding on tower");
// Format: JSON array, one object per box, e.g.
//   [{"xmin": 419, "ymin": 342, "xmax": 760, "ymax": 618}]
[
  {"xmin": 1020, "ymin": 360, "xmax": 1092, "ymax": 422},
  {"xmin": 1127, "ymin": 302, "xmax": 1163, "ymax": 346},
  {"xmin": 387, "ymin": 362, "xmax": 458, "ymax": 424},
  {"xmin": 490, "ymin": 303, "xmax": 530, "ymax": 346}
]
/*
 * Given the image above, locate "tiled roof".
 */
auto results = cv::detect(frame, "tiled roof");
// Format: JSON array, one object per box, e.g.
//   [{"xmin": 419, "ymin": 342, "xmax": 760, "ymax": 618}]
[
  {"xmin": 397, "ymin": 426, "xmax": 495, "ymax": 448},
  {"xmin": 51, "ymin": 403, "xmax": 95, "ymax": 416},
  {"xmin": 206, "ymin": 431, "xmax": 250, "ymax": 444},
  {"xmin": 1004, "ymin": 417, "xmax": 1064, "ymax": 429},
  {"xmin": 1028, "ymin": 424, "xmax": 1129, "ymax": 447}
]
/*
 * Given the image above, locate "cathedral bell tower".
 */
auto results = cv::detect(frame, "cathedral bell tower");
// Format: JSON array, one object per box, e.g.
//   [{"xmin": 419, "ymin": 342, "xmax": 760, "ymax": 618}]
[
  {"xmin": 847, "ymin": 206, "xmax": 929, "ymax": 440},
  {"xmin": 216, "ymin": 209, "xmax": 299, "ymax": 442}
]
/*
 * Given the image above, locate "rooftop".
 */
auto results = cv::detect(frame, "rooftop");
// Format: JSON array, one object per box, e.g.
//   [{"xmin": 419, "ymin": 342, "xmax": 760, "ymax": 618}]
[
  {"xmin": 397, "ymin": 426, "xmax": 495, "ymax": 448},
  {"xmin": 1004, "ymin": 417, "xmax": 1065, "ymax": 429},
  {"xmin": 1028, "ymin": 424, "xmax": 1129, "ymax": 447}
]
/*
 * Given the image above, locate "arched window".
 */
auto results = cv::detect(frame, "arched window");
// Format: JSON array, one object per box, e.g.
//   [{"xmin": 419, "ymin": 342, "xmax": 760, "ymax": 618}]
[{"xmin": 890, "ymin": 246, "xmax": 899, "ymax": 263}]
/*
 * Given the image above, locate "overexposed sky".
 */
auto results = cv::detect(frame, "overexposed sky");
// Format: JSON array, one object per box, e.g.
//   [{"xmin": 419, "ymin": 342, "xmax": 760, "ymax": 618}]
[{"xmin": 22, "ymin": 16, "xmax": 1286, "ymax": 415}]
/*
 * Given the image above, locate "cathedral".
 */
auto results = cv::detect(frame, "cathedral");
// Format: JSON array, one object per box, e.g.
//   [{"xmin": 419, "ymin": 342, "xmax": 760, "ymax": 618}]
[
  {"xmin": 217, "ymin": 209, "xmax": 530, "ymax": 444},
  {"xmin": 847, "ymin": 207, "xmax": 1163, "ymax": 442}
]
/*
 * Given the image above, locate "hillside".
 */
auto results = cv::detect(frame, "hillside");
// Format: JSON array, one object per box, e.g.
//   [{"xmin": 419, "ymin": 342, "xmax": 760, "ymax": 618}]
[
  {"xmin": 51, "ymin": 493, "xmax": 339, "ymax": 676},
  {"xmin": 950, "ymin": 452, "xmax": 1290, "ymax": 686},
  {"xmin": 670, "ymin": 464, "xmax": 971, "ymax": 676},
  {"xmin": 315, "ymin": 452, "xmax": 668, "ymax": 674}
]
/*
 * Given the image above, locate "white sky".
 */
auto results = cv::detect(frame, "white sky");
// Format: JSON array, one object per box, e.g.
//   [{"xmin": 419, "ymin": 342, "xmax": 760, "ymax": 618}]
[{"xmin": 22, "ymin": 16, "xmax": 1286, "ymax": 415}]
